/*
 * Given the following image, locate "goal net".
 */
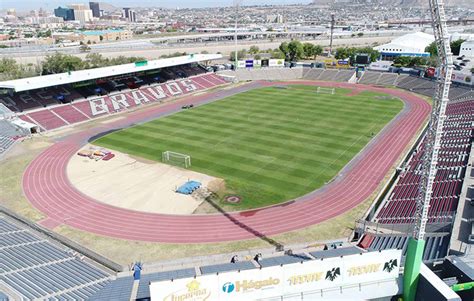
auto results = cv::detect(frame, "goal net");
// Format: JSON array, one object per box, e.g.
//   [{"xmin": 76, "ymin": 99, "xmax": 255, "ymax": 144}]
[
  {"xmin": 316, "ymin": 87, "xmax": 335, "ymax": 95},
  {"xmin": 162, "ymin": 151, "xmax": 191, "ymax": 168}
]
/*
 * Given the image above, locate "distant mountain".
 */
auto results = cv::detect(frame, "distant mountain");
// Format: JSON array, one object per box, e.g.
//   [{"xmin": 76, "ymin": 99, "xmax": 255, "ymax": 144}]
[{"xmin": 98, "ymin": 2, "xmax": 118, "ymax": 13}]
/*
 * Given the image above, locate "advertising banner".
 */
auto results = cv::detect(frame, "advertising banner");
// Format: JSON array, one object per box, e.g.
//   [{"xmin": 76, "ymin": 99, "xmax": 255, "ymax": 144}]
[
  {"xmin": 451, "ymin": 71, "xmax": 473, "ymax": 86},
  {"xmin": 245, "ymin": 60, "xmax": 254, "ymax": 68},
  {"xmin": 237, "ymin": 60, "xmax": 246, "ymax": 68},
  {"xmin": 269, "ymin": 59, "xmax": 285, "ymax": 67},
  {"xmin": 150, "ymin": 249, "xmax": 401, "ymax": 301},
  {"xmin": 253, "ymin": 60, "xmax": 261, "ymax": 68}
]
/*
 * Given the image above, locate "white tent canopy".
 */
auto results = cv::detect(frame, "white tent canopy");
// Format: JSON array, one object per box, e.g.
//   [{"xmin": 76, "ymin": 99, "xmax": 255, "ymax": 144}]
[
  {"xmin": 0, "ymin": 53, "xmax": 222, "ymax": 92},
  {"xmin": 374, "ymin": 32, "xmax": 435, "ymax": 54}
]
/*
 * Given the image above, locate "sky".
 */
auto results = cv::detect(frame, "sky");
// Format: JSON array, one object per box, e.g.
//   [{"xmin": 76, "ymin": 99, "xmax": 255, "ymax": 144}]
[{"xmin": 1, "ymin": 0, "xmax": 312, "ymax": 11}]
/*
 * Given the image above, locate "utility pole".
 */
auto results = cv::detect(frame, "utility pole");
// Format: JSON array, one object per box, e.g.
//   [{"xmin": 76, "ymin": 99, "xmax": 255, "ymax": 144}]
[{"xmin": 403, "ymin": 1, "xmax": 453, "ymax": 300}]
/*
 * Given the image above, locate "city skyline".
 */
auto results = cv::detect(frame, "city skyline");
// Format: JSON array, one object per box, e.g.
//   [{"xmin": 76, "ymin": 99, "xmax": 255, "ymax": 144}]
[{"xmin": 1, "ymin": 0, "xmax": 312, "ymax": 11}]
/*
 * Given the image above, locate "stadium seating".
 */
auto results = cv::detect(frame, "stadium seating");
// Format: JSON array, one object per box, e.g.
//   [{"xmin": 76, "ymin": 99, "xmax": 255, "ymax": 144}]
[
  {"xmin": 358, "ymin": 71, "xmax": 382, "ymax": 85},
  {"xmin": 8, "ymin": 72, "xmax": 227, "ymax": 132},
  {"xmin": 26, "ymin": 109, "xmax": 68, "ymax": 131},
  {"xmin": 358, "ymin": 233, "xmax": 450, "ymax": 262},
  {"xmin": 373, "ymin": 99, "xmax": 474, "ymax": 226},
  {"xmin": 377, "ymin": 73, "xmax": 399, "ymax": 86},
  {"xmin": 0, "ymin": 216, "xmax": 111, "ymax": 300}
]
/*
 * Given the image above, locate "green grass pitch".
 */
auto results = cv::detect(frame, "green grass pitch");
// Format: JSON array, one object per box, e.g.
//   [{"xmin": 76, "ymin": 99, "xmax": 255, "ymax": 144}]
[{"xmin": 93, "ymin": 85, "xmax": 403, "ymax": 210}]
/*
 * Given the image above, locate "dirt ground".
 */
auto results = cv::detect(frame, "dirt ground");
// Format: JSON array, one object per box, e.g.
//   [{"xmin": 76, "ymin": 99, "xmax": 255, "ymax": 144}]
[{"xmin": 67, "ymin": 144, "xmax": 218, "ymax": 214}]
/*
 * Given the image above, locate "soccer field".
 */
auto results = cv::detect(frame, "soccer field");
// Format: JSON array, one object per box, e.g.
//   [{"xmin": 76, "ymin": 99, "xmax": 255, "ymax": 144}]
[{"xmin": 94, "ymin": 85, "xmax": 403, "ymax": 210}]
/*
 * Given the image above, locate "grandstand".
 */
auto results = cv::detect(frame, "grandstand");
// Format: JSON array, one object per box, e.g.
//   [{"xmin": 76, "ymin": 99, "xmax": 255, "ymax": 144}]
[
  {"xmin": 0, "ymin": 54, "xmax": 226, "ymax": 156},
  {"xmin": 1, "ymin": 55, "xmax": 473, "ymax": 300},
  {"xmin": 0, "ymin": 214, "xmax": 112, "ymax": 300}
]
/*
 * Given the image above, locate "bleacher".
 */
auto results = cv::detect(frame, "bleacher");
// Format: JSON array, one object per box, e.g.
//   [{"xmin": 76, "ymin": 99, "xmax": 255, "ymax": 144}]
[
  {"xmin": 358, "ymin": 233, "xmax": 450, "ymax": 262},
  {"xmin": 374, "ymin": 100, "xmax": 474, "ymax": 225},
  {"xmin": 0, "ymin": 215, "xmax": 111, "ymax": 300},
  {"xmin": 1, "ymin": 71, "xmax": 227, "ymax": 133},
  {"xmin": 358, "ymin": 71, "xmax": 382, "ymax": 85}
]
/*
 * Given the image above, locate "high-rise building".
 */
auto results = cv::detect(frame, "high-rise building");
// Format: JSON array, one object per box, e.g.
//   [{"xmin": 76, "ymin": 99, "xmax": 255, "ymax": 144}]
[
  {"xmin": 122, "ymin": 7, "xmax": 136, "ymax": 22},
  {"xmin": 74, "ymin": 9, "xmax": 93, "ymax": 24},
  {"xmin": 122, "ymin": 7, "xmax": 130, "ymax": 19},
  {"xmin": 89, "ymin": 2, "xmax": 101, "ymax": 18},
  {"xmin": 54, "ymin": 7, "xmax": 75, "ymax": 21}
]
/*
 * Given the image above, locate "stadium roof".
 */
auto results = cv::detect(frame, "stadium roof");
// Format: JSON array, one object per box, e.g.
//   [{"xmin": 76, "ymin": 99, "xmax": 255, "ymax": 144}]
[{"xmin": 0, "ymin": 53, "xmax": 222, "ymax": 92}]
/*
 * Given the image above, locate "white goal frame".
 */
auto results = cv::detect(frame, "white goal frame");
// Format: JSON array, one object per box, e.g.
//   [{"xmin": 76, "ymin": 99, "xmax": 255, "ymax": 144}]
[
  {"xmin": 316, "ymin": 87, "xmax": 335, "ymax": 95},
  {"xmin": 162, "ymin": 151, "xmax": 191, "ymax": 168}
]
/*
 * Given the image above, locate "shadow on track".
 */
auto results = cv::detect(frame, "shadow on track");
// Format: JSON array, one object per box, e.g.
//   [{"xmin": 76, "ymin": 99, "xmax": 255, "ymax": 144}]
[{"xmin": 204, "ymin": 197, "xmax": 285, "ymax": 251}]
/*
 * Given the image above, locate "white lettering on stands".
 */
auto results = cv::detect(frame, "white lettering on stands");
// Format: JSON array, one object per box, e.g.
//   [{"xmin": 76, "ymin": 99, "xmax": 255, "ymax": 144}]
[
  {"xmin": 154, "ymin": 85, "xmax": 169, "ymax": 98},
  {"xmin": 19, "ymin": 94, "xmax": 36, "ymax": 104},
  {"xmin": 0, "ymin": 96, "xmax": 17, "ymax": 108},
  {"xmin": 58, "ymin": 87, "xmax": 71, "ymax": 96},
  {"xmin": 166, "ymin": 82, "xmax": 183, "ymax": 96},
  {"xmin": 142, "ymin": 86, "xmax": 167, "ymax": 101},
  {"xmin": 130, "ymin": 90, "xmax": 150, "ymax": 105},
  {"xmin": 87, "ymin": 78, "xmax": 200, "ymax": 116},
  {"xmin": 180, "ymin": 79, "xmax": 197, "ymax": 92},
  {"xmin": 109, "ymin": 94, "xmax": 130, "ymax": 111},
  {"xmin": 89, "ymin": 98, "xmax": 109, "ymax": 116},
  {"xmin": 36, "ymin": 90, "xmax": 52, "ymax": 100}
]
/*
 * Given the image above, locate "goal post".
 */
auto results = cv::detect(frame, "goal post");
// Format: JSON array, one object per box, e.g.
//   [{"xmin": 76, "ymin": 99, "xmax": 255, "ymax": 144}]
[
  {"xmin": 316, "ymin": 87, "xmax": 335, "ymax": 95},
  {"xmin": 162, "ymin": 151, "xmax": 191, "ymax": 168}
]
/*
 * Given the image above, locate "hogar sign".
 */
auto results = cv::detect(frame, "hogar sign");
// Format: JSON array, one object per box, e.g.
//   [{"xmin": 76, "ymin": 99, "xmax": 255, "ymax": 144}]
[{"xmin": 89, "ymin": 79, "xmax": 198, "ymax": 116}]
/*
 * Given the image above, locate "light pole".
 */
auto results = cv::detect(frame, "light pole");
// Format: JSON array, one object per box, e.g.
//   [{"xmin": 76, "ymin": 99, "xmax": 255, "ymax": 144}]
[{"xmin": 233, "ymin": 0, "xmax": 242, "ymax": 69}]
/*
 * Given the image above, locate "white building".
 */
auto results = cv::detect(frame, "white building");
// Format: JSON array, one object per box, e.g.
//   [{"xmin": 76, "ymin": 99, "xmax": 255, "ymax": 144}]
[
  {"xmin": 374, "ymin": 32, "xmax": 434, "ymax": 60},
  {"xmin": 459, "ymin": 40, "xmax": 474, "ymax": 58},
  {"xmin": 74, "ymin": 9, "xmax": 93, "ymax": 24}
]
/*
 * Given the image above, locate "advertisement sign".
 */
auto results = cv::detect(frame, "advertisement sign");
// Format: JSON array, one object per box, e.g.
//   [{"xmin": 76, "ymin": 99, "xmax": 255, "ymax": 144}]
[
  {"xmin": 253, "ymin": 60, "xmax": 261, "ymax": 68},
  {"xmin": 150, "ymin": 249, "xmax": 402, "ymax": 301},
  {"xmin": 324, "ymin": 59, "xmax": 350, "ymax": 69},
  {"xmin": 268, "ymin": 59, "xmax": 285, "ymax": 67},
  {"xmin": 451, "ymin": 71, "xmax": 473, "ymax": 86},
  {"xmin": 245, "ymin": 60, "xmax": 254, "ymax": 68},
  {"xmin": 368, "ymin": 61, "xmax": 392, "ymax": 72},
  {"xmin": 237, "ymin": 60, "xmax": 246, "ymax": 68}
]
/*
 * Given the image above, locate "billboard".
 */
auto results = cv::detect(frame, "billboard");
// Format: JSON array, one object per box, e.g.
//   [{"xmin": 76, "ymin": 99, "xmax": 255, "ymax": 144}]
[
  {"xmin": 268, "ymin": 59, "xmax": 285, "ymax": 67},
  {"xmin": 150, "ymin": 249, "xmax": 402, "ymax": 301}
]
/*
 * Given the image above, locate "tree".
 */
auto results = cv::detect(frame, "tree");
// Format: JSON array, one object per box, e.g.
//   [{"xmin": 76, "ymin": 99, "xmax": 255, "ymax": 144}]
[
  {"xmin": 335, "ymin": 47, "xmax": 349, "ymax": 60},
  {"xmin": 357, "ymin": 32, "xmax": 364, "ymax": 37},
  {"xmin": 99, "ymin": 35, "xmax": 104, "ymax": 42},
  {"xmin": 450, "ymin": 39, "xmax": 465, "ymax": 56},
  {"xmin": 425, "ymin": 42, "xmax": 438, "ymax": 57},
  {"xmin": 249, "ymin": 45, "xmax": 260, "ymax": 55},
  {"xmin": 229, "ymin": 49, "xmax": 247, "ymax": 61},
  {"xmin": 279, "ymin": 42, "xmax": 289, "ymax": 58},
  {"xmin": 313, "ymin": 45, "xmax": 323, "ymax": 59},
  {"xmin": 286, "ymin": 40, "xmax": 304, "ymax": 61},
  {"xmin": 42, "ymin": 52, "xmax": 84, "ymax": 74},
  {"xmin": 393, "ymin": 56, "xmax": 412, "ymax": 67},
  {"xmin": 85, "ymin": 53, "xmax": 107, "ymax": 67},
  {"xmin": 254, "ymin": 54, "xmax": 262, "ymax": 60},
  {"xmin": 471, "ymin": 67, "xmax": 474, "ymax": 74},
  {"xmin": 303, "ymin": 43, "xmax": 315, "ymax": 59}
]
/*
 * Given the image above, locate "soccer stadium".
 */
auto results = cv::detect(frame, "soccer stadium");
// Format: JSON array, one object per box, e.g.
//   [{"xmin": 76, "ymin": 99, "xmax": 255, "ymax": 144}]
[{"xmin": 1, "ymin": 3, "xmax": 474, "ymax": 301}]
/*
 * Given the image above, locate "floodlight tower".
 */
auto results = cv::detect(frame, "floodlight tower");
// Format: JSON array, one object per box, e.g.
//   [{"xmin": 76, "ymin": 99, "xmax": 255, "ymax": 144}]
[
  {"xmin": 329, "ymin": 13, "xmax": 335, "ymax": 57},
  {"xmin": 233, "ymin": 0, "xmax": 242, "ymax": 68},
  {"xmin": 403, "ymin": 0, "xmax": 453, "ymax": 300}
]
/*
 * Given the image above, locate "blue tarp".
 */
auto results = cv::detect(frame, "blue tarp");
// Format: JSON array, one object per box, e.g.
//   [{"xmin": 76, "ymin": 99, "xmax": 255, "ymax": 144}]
[{"xmin": 176, "ymin": 181, "xmax": 201, "ymax": 195}]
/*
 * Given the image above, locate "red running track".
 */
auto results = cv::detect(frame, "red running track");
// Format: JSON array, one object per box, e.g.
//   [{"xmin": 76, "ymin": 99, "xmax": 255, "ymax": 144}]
[{"xmin": 22, "ymin": 81, "xmax": 431, "ymax": 243}]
